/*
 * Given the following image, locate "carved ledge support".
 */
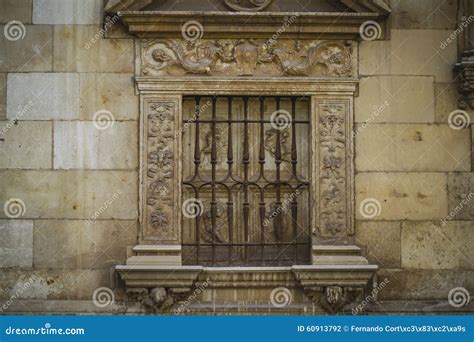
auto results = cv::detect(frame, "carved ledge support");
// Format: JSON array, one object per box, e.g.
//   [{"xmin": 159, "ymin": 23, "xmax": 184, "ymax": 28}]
[
  {"xmin": 117, "ymin": 265, "xmax": 203, "ymax": 312},
  {"xmin": 454, "ymin": 51, "xmax": 474, "ymax": 110}
]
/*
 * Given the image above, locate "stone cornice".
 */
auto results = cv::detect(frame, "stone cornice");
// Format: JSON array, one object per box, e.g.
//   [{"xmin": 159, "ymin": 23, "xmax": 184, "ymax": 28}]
[{"xmin": 117, "ymin": 10, "xmax": 387, "ymax": 39}]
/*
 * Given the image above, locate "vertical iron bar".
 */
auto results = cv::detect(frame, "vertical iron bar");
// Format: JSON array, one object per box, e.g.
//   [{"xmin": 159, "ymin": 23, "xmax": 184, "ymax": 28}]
[
  {"xmin": 291, "ymin": 97, "xmax": 298, "ymax": 179},
  {"xmin": 227, "ymin": 96, "xmax": 233, "ymax": 264},
  {"xmin": 243, "ymin": 96, "xmax": 250, "ymax": 264},
  {"xmin": 275, "ymin": 97, "xmax": 282, "ymax": 261},
  {"xmin": 211, "ymin": 97, "xmax": 217, "ymax": 264},
  {"xmin": 194, "ymin": 96, "xmax": 201, "ymax": 264}
]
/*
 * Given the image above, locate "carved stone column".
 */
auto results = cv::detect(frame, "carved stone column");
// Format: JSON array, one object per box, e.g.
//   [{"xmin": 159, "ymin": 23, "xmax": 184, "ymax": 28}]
[{"xmin": 126, "ymin": 95, "xmax": 183, "ymax": 266}]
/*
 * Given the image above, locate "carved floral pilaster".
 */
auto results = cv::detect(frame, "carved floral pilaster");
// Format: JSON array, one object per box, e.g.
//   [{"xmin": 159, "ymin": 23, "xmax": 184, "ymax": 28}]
[
  {"xmin": 142, "ymin": 96, "xmax": 182, "ymax": 243},
  {"xmin": 312, "ymin": 97, "xmax": 354, "ymax": 239}
]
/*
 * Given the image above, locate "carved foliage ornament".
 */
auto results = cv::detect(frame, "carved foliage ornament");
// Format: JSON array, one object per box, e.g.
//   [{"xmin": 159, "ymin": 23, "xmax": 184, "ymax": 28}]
[
  {"xmin": 224, "ymin": 0, "xmax": 273, "ymax": 12},
  {"xmin": 141, "ymin": 39, "xmax": 354, "ymax": 77},
  {"xmin": 145, "ymin": 101, "xmax": 178, "ymax": 241},
  {"xmin": 318, "ymin": 102, "xmax": 348, "ymax": 237}
]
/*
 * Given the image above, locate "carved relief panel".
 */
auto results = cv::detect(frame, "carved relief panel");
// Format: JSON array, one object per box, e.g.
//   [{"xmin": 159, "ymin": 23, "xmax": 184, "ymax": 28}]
[
  {"xmin": 142, "ymin": 96, "xmax": 182, "ymax": 243},
  {"xmin": 139, "ymin": 39, "xmax": 355, "ymax": 78},
  {"xmin": 312, "ymin": 97, "xmax": 354, "ymax": 239}
]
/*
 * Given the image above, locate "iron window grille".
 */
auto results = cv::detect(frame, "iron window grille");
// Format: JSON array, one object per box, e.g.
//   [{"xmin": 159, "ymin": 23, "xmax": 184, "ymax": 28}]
[{"xmin": 182, "ymin": 95, "xmax": 311, "ymax": 266}]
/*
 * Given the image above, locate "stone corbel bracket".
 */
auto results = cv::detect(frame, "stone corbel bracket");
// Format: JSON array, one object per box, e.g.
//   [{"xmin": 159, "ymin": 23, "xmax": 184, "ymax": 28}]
[
  {"xmin": 116, "ymin": 265, "xmax": 203, "ymax": 312},
  {"xmin": 291, "ymin": 264, "xmax": 378, "ymax": 313}
]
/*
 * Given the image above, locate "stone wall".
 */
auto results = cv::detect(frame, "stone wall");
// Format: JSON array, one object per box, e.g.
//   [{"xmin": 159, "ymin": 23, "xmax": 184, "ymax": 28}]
[
  {"xmin": 0, "ymin": 0, "xmax": 472, "ymax": 313},
  {"xmin": 355, "ymin": 0, "xmax": 473, "ymax": 303}
]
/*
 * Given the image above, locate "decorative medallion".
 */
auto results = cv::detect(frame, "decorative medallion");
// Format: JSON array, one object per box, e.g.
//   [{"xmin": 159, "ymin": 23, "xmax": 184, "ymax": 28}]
[{"xmin": 223, "ymin": 0, "xmax": 273, "ymax": 12}]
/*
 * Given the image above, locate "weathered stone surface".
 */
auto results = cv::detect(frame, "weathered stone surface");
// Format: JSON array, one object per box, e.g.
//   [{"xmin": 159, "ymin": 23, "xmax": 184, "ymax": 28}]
[
  {"xmin": 0, "ymin": 121, "xmax": 52, "ymax": 169},
  {"xmin": 355, "ymin": 172, "xmax": 448, "ymax": 220},
  {"xmin": 0, "ymin": 269, "xmax": 110, "ymax": 300},
  {"xmin": 53, "ymin": 121, "xmax": 138, "ymax": 169},
  {"xmin": 377, "ymin": 269, "xmax": 474, "ymax": 300},
  {"xmin": 355, "ymin": 124, "xmax": 471, "ymax": 171},
  {"xmin": 34, "ymin": 220, "xmax": 137, "ymax": 269},
  {"xmin": 447, "ymin": 173, "xmax": 474, "ymax": 220},
  {"xmin": 401, "ymin": 221, "xmax": 474, "ymax": 270},
  {"xmin": 390, "ymin": 0, "xmax": 458, "ymax": 30},
  {"xmin": 0, "ymin": 220, "xmax": 33, "ymax": 268},
  {"xmin": 0, "ymin": 73, "xmax": 5, "ymax": 120},
  {"xmin": 53, "ymin": 26, "xmax": 134, "ymax": 72},
  {"xmin": 355, "ymin": 221, "xmax": 401, "ymax": 268},
  {"xmin": 360, "ymin": 30, "xmax": 457, "ymax": 82},
  {"xmin": 0, "ymin": 25, "xmax": 52, "ymax": 72},
  {"xmin": 33, "ymin": 0, "xmax": 102, "ymax": 24},
  {"xmin": 355, "ymin": 76, "xmax": 434, "ymax": 123},
  {"xmin": 7, "ymin": 73, "xmax": 79, "ymax": 120},
  {"xmin": 0, "ymin": 170, "xmax": 137, "ymax": 219},
  {"xmin": 434, "ymin": 82, "xmax": 474, "ymax": 123},
  {"xmin": 80, "ymin": 73, "xmax": 138, "ymax": 120},
  {"xmin": 0, "ymin": 0, "xmax": 32, "ymax": 23}
]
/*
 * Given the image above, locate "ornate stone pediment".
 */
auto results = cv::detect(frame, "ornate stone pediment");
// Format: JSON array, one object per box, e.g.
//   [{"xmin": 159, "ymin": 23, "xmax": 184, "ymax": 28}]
[{"xmin": 140, "ymin": 39, "xmax": 354, "ymax": 77}]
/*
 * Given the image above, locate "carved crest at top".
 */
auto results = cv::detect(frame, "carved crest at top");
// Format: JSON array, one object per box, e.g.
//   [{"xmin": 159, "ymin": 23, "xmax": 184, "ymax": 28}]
[
  {"xmin": 140, "ymin": 39, "xmax": 354, "ymax": 78},
  {"xmin": 224, "ymin": 0, "xmax": 273, "ymax": 12}
]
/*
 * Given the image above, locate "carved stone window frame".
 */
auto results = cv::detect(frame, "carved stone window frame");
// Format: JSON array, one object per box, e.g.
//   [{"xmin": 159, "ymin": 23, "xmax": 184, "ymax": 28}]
[{"xmin": 111, "ymin": 2, "xmax": 390, "ymax": 312}]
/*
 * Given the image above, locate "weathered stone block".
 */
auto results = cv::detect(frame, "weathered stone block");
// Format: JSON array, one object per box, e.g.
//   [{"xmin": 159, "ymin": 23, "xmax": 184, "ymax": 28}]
[
  {"xmin": 355, "ymin": 76, "xmax": 434, "ymax": 123},
  {"xmin": 434, "ymin": 82, "xmax": 474, "ymax": 124},
  {"xmin": 355, "ymin": 221, "xmax": 401, "ymax": 268},
  {"xmin": 0, "ymin": 73, "xmax": 5, "ymax": 120},
  {"xmin": 355, "ymin": 172, "xmax": 448, "ymax": 220},
  {"xmin": 53, "ymin": 121, "xmax": 138, "ymax": 169},
  {"xmin": 0, "ymin": 170, "xmax": 138, "ymax": 219},
  {"xmin": 377, "ymin": 269, "xmax": 474, "ymax": 300},
  {"xmin": 0, "ymin": 0, "xmax": 32, "ymax": 23},
  {"xmin": 0, "ymin": 269, "xmax": 110, "ymax": 300},
  {"xmin": 53, "ymin": 26, "xmax": 134, "ymax": 72},
  {"xmin": 447, "ymin": 173, "xmax": 474, "ymax": 220},
  {"xmin": 391, "ymin": 0, "xmax": 458, "ymax": 30},
  {"xmin": 80, "ymin": 73, "xmax": 138, "ymax": 120},
  {"xmin": 33, "ymin": 0, "xmax": 103, "ymax": 24},
  {"xmin": 33, "ymin": 220, "xmax": 137, "ymax": 269},
  {"xmin": 360, "ymin": 30, "xmax": 457, "ymax": 82},
  {"xmin": 401, "ymin": 221, "xmax": 474, "ymax": 270},
  {"xmin": 7, "ymin": 73, "xmax": 79, "ymax": 120},
  {"xmin": 355, "ymin": 124, "xmax": 471, "ymax": 171},
  {"xmin": 0, "ymin": 25, "xmax": 52, "ymax": 72},
  {"xmin": 0, "ymin": 220, "xmax": 33, "ymax": 267},
  {"xmin": 0, "ymin": 121, "xmax": 52, "ymax": 169}
]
